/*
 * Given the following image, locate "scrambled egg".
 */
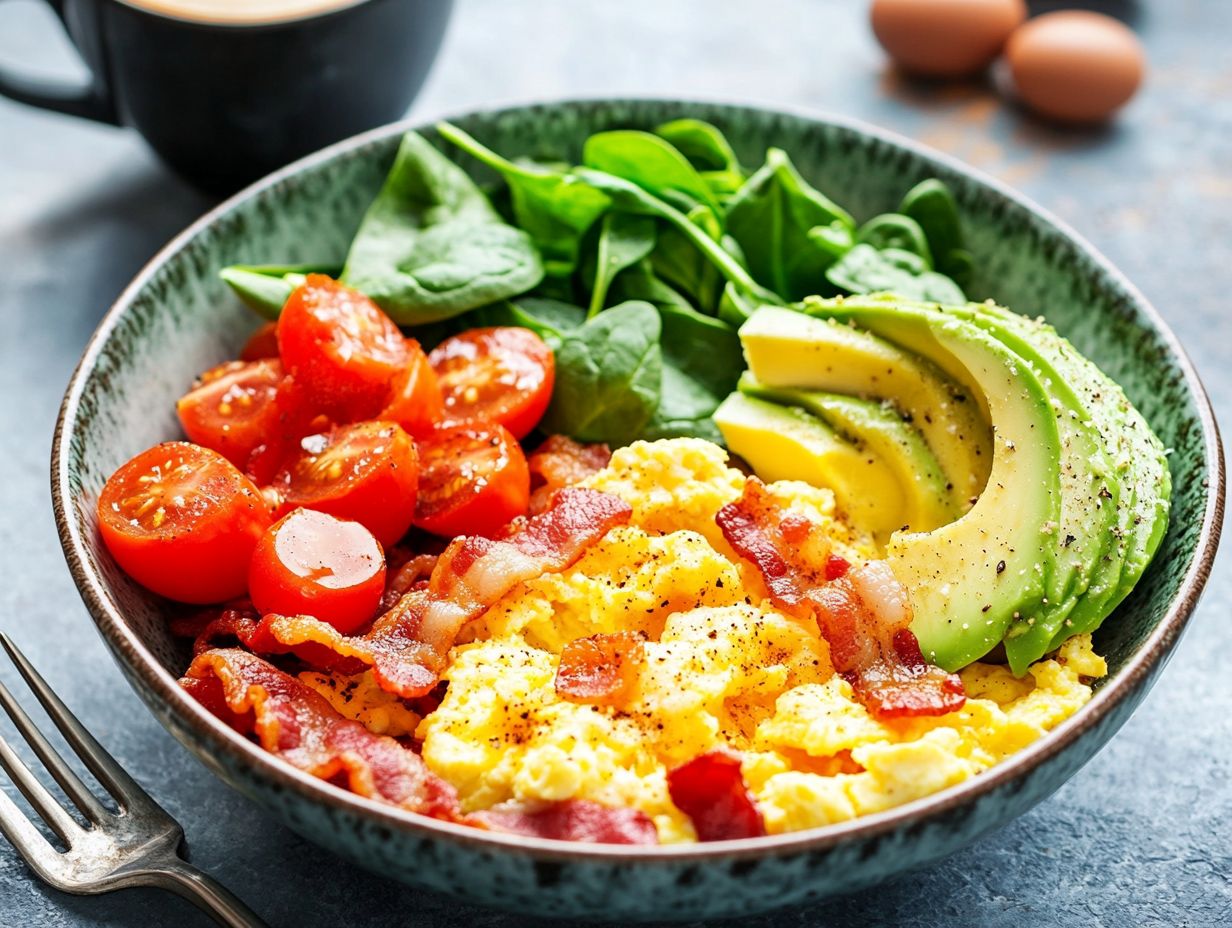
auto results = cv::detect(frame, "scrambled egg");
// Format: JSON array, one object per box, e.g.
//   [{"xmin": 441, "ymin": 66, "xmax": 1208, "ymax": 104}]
[{"xmin": 350, "ymin": 439, "xmax": 1107, "ymax": 842}]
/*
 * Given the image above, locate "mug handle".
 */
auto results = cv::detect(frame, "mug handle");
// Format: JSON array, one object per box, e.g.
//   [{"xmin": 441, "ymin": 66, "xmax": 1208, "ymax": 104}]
[{"xmin": 0, "ymin": 0, "xmax": 118, "ymax": 123}]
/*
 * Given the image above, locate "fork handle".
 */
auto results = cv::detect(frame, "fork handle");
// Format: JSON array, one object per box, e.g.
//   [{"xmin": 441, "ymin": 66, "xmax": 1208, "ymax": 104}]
[{"xmin": 140, "ymin": 858, "xmax": 271, "ymax": 928}]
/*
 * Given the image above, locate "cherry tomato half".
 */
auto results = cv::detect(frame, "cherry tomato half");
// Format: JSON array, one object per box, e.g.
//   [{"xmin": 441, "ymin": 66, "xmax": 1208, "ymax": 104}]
[
  {"xmin": 249, "ymin": 508, "xmax": 386, "ymax": 634},
  {"xmin": 239, "ymin": 322, "xmax": 280, "ymax": 362},
  {"xmin": 243, "ymin": 374, "xmax": 333, "ymax": 488},
  {"xmin": 176, "ymin": 359, "xmax": 284, "ymax": 469},
  {"xmin": 413, "ymin": 424, "xmax": 530, "ymax": 538},
  {"xmin": 379, "ymin": 338, "xmax": 444, "ymax": 438},
  {"xmin": 97, "ymin": 442, "xmax": 271, "ymax": 604},
  {"xmin": 429, "ymin": 327, "xmax": 555, "ymax": 439},
  {"xmin": 278, "ymin": 275, "xmax": 408, "ymax": 421},
  {"xmin": 274, "ymin": 420, "xmax": 418, "ymax": 548}
]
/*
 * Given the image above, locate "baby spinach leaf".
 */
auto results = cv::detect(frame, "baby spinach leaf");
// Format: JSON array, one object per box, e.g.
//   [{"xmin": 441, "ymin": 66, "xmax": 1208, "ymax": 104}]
[
  {"xmin": 644, "ymin": 305, "xmax": 744, "ymax": 443},
  {"xmin": 435, "ymin": 122, "xmax": 610, "ymax": 277},
  {"xmin": 717, "ymin": 280, "xmax": 768, "ymax": 327},
  {"xmin": 857, "ymin": 214, "xmax": 933, "ymax": 265},
  {"xmin": 588, "ymin": 213, "xmax": 657, "ymax": 318},
  {"xmin": 582, "ymin": 130, "xmax": 722, "ymax": 222},
  {"xmin": 649, "ymin": 219, "xmax": 724, "ymax": 315},
  {"xmin": 571, "ymin": 167, "xmax": 780, "ymax": 306},
  {"xmin": 507, "ymin": 297, "xmax": 587, "ymax": 338},
  {"xmin": 725, "ymin": 148, "xmax": 857, "ymax": 302},
  {"xmin": 540, "ymin": 300, "xmax": 662, "ymax": 446},
  {"xmin": 219, "ymin": 263, "xmax": 341, "ymax": 319},
  {"xmin": 408, "ymin": 296, "xmax": 586, "ymax": 352},
  {"xmin": 899, "ymin": 178, "xmax": 973, "ymax": 287},
  {"xmin": 608, "ymin": 260, "xmax": 694, "ymax": 313},
  {"xmin": 655, "ymin": 119, "xmax": 746, "ymax": 203},
  {"xmin": 341, "ymin": 132, "xmax": 544, "ymax": 324},
  {"xmin": 825, "ymin": 244, "xmax": 966, "ymax": 304}
]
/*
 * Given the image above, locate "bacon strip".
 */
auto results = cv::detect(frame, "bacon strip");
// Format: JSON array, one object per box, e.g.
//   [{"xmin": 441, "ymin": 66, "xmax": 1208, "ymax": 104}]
[
  {"xmin": 261, "ymin": 488, "xmax": 633, "ymax": 698},
  {"xmin": 380, "ymin": 551, "xmax": 439, "ymax": 611},
  {"xmin": 528, "ymin": 436, "xmax": 611, "ymax": 514},
  {"xmin": 555, "ymin": 632, "xmax": 645, "ymax": 706},
  {"xmin": 667, "ymin": 750, "xmax": 766, "ymax": 842},
  {"xmin": 170, "ymin": 602, "xmax": 362, "ymax": 672},
  {"xmin": 180, "ymin": 648, "xmax": 460, "ymax": 819},
  {"xmin": 716, "ymin": 479, "xmax": 965, "ymax": 720},
  {"xmin": 472, "ymin": 799, "xmax": 658, "ymax": 845}
]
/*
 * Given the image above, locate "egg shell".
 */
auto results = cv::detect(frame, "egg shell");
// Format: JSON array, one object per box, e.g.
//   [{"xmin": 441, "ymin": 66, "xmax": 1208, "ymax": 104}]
[
  {"xmin": 1006, "ymin": 11, "xmax": 1145, "ymax": 123},
  {"xmin": 871, "ymin": 0, "xmax": 1027, "ymax": 78}
]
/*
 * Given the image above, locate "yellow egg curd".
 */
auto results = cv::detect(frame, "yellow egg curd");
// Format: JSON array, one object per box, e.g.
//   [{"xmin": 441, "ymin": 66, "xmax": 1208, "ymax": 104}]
[{"xmin": 315, "ymin": 439, "xmax": 1107, "ymax": 843}]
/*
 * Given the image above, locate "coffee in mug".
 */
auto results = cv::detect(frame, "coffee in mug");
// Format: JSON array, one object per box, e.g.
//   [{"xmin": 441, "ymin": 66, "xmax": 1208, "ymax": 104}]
[
  {"xmin": 0, "ymin": 0, "xmax": 454, "ymax": 192},
  {"xmin": 119, "ymin": 0, "xmax": 363, "ymax": 24}
]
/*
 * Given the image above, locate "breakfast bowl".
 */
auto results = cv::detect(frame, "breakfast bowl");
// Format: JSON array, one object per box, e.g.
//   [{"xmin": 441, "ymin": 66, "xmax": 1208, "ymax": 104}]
[{"xmin": 52, "ymin": 99, "xmax": 1224, "ymax": 920}]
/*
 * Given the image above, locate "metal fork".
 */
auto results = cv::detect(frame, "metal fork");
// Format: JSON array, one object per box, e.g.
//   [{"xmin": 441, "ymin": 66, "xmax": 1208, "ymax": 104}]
[{"xmin": 0, "ymin": 633, "xmax": 268, "ymax": 927}]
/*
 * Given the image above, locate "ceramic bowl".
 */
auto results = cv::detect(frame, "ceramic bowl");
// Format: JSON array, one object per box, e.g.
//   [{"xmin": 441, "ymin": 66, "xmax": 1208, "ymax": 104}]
[{"xmin": 52, "ymin": 100, "xmax": 1224, "ymax": 921}]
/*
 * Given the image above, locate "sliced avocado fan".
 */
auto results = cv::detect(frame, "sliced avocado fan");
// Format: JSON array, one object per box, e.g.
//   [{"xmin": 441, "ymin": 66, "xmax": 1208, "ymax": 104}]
[
  {"xmin": 805, "ymin": 294, "xmax": 1170, "ymax": 673},
  {"xmin": 739, "ymin": 306, "xmax": 992, "ymax": 508},
  {"xmin": 965, "ymin": 300, "xmax": 1171, "ymax": 654},
  {"xmin": 737, "ymin": 375, "xmax": 960, "ymax": 532}
]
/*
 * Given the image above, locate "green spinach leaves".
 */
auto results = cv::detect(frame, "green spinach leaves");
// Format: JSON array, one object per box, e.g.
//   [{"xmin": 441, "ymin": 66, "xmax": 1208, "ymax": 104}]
[
  {"xmin": 540, "ymin": 301, "xmax": 663, "ymax": 445},
  {"xmin": 220, "ymin": 120, "xmax": 977, "ymax": 449},
  {"xmin": 340, "ymin": 132, "xmax": 544, "ymax": 324}
]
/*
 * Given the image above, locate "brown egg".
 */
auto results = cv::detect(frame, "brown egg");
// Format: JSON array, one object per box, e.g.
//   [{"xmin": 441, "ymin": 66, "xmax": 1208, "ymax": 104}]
[
  {"xmin": 871, "ymin": 0, "xmax": 1027, "ymax": 78},
  {"xmin": 1006, "ymin": 11, "xmax": 1145, "ymax": 122}
]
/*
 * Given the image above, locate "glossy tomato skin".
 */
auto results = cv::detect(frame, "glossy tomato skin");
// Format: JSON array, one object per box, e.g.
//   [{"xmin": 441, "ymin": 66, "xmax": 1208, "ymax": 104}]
[
  {"xmin": 414, "ymin": 424, "xmax": 530, "ymax": 538},
  {"xmin": 277, "ymin": 275, "xmax": 408, "ymax": 421},
  {"xmin": 176, "ymin": 359, "xmax": 284, "ymax": 469},
  {"xmin": 239, "ymin": 322, "xmax": 280, "ymax": 361},
  {"xmin": 379, "ymin": 339, "xmax": 444, "ymax": 438},
  {"xmin": 97, "ymin": 442, "xmax": 271, "ymax": 604},
  {"xmin": 429, "ymin": 327, "xmax": 555, "ymax": 439},
  {"xmin": 274, "ymin": 420, "xmax": 418, "ymax": 548},
  {"xmin": 249, "ymin": 508, "xmax": 386, "ymax": 634},
  {"xmin": 243, "ymin": 374, "xmax": 333, "ymax": 488}
]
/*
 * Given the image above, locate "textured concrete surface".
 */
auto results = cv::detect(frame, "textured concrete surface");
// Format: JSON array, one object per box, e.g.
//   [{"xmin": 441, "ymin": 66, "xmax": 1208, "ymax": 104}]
[{"xmin": 1, "ymin": 1, "xmax": 1229, "ymax": 925}]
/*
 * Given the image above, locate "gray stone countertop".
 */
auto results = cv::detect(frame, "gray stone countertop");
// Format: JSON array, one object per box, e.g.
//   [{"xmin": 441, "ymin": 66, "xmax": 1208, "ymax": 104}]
[{"xmin": 1, "ymin": 0, "xmax": 1228, "ymax": 925}]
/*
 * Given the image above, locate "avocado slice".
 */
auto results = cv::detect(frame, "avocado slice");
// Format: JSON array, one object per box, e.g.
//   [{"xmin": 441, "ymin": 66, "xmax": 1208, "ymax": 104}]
[
  {"xmin": 738, "ymin": 375, "xmax": 960, "ymax": 533},
  {"xmin": 713, "ymin": 392, "xmax": 908, "ymax": 545},
  {"xmin": 963, "ymin": 301, "xmax": 1171, "ymax": 651},
  {"xmin": 936, "ymin": 303, "xmax": 1121, "ymax": 671},
  {"xmin": 739, "ymin": 306, "xmax": 992, "ymax": 507},
  {"xmin": 814, "ymin": 296, "xmax": 1121, "ymax": 673},
  {"xmin": 795, "ymin": 299, "xmax": 1064, "ymax": 670}
]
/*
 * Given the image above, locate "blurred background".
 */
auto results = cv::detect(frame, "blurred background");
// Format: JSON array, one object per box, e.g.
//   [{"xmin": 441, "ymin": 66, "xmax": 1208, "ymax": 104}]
[{"xmin": 1, "ymin": 1, "xmax": 1229, "ymax": 925}]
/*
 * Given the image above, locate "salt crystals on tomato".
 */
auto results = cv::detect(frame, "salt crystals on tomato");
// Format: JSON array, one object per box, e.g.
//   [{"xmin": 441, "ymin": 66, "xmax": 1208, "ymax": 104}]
[{"xmin": 277, "ymin": 275, "xmax": 409, "ymax": 422}]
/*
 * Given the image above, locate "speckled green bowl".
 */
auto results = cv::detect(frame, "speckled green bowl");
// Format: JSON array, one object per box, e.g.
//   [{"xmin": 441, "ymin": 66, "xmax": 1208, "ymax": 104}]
[{"xmin": 52, "ymin": 100, "xmax": 1223, "ymax": 921}]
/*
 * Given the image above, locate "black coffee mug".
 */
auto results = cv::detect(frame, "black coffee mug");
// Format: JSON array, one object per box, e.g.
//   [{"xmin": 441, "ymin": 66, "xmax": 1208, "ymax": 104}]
[{"xmin": 0, "ymin": 0, "xmax": 454, "ymax": 192}]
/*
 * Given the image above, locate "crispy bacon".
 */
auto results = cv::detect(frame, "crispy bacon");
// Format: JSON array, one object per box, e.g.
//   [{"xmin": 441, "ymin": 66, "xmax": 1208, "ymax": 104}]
[
  {"xmin": 180, "ymin": 648, "xmax": 460, "ymax": 819},
  {"xmin": 853, "ymin": 629, "xmax": 969, "ymax": 719},
  {"xmin": 170, "ymin": 602, "xmax": 359, "ymax": 671},
  {"xmin": 381, "ymin": 551, "xmax": 439, "ymax": 611},
  {"xmin": 555, "ymin": 632, "xmax": 645, "ymax": 705},
  {"xmin": 667, "ymin": 750, "xmax": 766, "ymax": 842},
  {"xmin": 716, "ymin": 479, "xmax": 965, "ymax": 720},
  {"xmin": 261, "ymin": 488, "xmax": 633, "ymax": 698},
  {"xmin": 170, "ymin": 601, "xmax": 260, "ymax": 657},
  {"xmin": 472, "ymin": 799, "xmax": 658, "ymax": 845},
  {"xmin": 528, "ymin": 436, "xmax": 612, "ymax": 514},
  {"xmin": 824, "ymin": 554, "xmax": 851, "ymax": 581}
]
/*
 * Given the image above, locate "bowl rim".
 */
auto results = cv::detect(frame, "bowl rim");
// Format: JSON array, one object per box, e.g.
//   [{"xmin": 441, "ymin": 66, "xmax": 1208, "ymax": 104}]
[{"xmin": 52, "ymin": 95, "xmax": 1226, "ymax": 862}]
